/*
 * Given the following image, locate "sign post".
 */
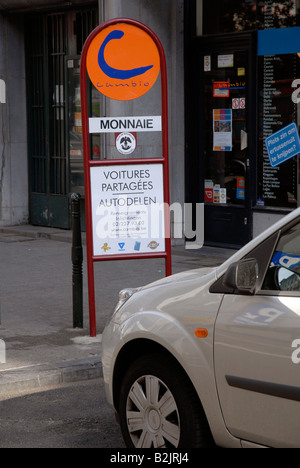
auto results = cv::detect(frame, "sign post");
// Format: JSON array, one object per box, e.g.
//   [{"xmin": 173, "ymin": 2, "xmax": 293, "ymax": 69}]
[{"xmin": 81, "ymin": 18, "xmax": 171, "ymax": 336}]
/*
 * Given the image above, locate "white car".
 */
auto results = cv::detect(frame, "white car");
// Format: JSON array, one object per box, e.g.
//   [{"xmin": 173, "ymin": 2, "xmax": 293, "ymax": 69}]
[{"xmin": 102, "ymin": 208, "xmax": 300, "ymax": 448}]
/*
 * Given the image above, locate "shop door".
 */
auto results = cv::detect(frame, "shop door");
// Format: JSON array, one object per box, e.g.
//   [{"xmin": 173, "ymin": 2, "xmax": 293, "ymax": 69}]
[
  {"xmin": 197, "ymin": 35, "xmax": 256, "ymax": 247},
  {"xmin": 26, "ymin": 14, "xmax": 69, "ymax": 229}
]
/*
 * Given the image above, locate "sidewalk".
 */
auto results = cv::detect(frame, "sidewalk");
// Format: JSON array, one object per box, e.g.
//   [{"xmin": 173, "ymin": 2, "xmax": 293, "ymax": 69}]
[{"xmin": 0, "ymin": 225, "xmax": 236, "ymax": 395}]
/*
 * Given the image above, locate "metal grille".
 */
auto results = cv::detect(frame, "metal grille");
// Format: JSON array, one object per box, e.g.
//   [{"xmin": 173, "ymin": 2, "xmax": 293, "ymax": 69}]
[
  {"xmin": 27, "ymin": 18, "xmax": 47, "ymax": 194},
  {"xmin": 48, "ymin": 13, "xmax": 67, "ymax": 196},
  {"xmin": 76, "ymin": 9, "xmax": 99, "ymax": 54}
]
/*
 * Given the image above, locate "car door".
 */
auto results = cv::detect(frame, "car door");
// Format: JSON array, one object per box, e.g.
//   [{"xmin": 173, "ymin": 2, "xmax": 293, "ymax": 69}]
[{"xmin": 214, "ymin": 220, "xmax": 300, "ymax": 448}]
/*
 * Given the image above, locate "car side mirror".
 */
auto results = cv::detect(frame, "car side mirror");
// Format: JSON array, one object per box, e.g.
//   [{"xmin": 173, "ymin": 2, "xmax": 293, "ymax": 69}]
[{"xmin": 223, "ymin": 258, "xmax": 258, "ymax": 295}]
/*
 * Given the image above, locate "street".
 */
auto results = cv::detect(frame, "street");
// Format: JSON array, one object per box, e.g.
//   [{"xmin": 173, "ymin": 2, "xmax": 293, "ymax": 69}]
[
  {"xmin": 0, "ymin": 228, "xmax": 232, "ymax": 450},
  {"xmin": 0, "ymin": 378, "xmax": 125, "ymax": 448}
]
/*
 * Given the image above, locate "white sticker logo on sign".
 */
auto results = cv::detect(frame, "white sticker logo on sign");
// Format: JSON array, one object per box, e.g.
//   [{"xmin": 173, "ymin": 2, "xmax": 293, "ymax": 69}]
[{"xmin": 116, "ymin": 132, "xmax": 136, "ymax": 155}]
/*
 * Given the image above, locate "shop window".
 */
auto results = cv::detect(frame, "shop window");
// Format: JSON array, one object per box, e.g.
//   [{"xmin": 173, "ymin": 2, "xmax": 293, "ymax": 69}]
[
  {"xmin": 257, "ymin": 29, "xmax": 300, "ymax": 209},
  {"xmin": 196, "ymin": 0, "xmax": 299, "ymax": 35},
  {"xmin": 259, "ymin": 0, "xmax": 298, "ymax": 29},
  {"xmin": 203, "ymin": 51, "xmax": 248, "ymax": 208}
]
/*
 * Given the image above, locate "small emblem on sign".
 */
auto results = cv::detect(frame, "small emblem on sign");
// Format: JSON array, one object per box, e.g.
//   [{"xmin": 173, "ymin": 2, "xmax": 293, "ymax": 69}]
[
  {"xmin": 134, "ymin": 241, "xmax": 141, "ymax": 251},
  {"xmin": 148, "ymin": 241, "xmax": 159, "ymax": 250},
  {"xmin": 116, "ymin": 132, "xmax": 136, "ymax": 155}
]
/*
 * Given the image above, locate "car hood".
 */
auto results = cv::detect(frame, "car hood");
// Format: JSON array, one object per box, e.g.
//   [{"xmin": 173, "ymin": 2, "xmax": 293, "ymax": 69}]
[
  {"xmin": 112, "ymin": 265, "xmax": 220, "ymax": 325},
  {"xmin": 139, "ymin": 266, "xmax": 217, "ymax": 291}
]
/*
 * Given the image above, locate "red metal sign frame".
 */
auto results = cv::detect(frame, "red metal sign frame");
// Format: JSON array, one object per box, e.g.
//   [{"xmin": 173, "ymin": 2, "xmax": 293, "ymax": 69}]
[{"xmin": 81, "ymin": 18, "xmax": 172, "ymax": 337}]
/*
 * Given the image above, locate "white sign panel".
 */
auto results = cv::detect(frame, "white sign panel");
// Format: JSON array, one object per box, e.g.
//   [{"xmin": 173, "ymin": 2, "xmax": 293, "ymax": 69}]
[
  {"xmin": 90, "ymin": 164, "xmax": 166, "ymax": 256},
  {"xmin": 0, "ymin": 79, "xmax": 6, "ymax": 104},
  {"xmin": 89, "ymin": 116, "xmax": 162, "ymax": 134},
  {"xmin": 218, "ymin": 54, "xmax": 234, "ymax": 68}
]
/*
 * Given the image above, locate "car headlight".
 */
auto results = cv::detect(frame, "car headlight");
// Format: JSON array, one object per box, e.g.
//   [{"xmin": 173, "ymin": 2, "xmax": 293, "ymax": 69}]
[{"xmin": 114, "ymin": 288, "xmax": 137, "ymax": 315}]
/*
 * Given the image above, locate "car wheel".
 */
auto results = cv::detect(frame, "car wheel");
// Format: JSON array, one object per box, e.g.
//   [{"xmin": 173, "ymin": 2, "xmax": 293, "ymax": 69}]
[{"xmin": 119, "ymin": 353, "xmax": 214, "ymax": 448}]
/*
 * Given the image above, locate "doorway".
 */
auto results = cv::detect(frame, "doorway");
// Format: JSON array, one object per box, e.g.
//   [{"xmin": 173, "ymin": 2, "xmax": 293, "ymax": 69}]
[
  {"xmin": 186, "ymin": 32, "xmax": 257, "ymax": 248},
  {"xmin": 25, "ymin": 8, "xmax": 98, "ymax": 229}
]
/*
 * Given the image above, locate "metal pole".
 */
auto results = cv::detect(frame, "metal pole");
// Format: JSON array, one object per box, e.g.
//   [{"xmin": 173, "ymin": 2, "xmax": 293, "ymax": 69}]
[{"xmin": 71, "ymin": 193, "xmax": 83, "ymax": 329}]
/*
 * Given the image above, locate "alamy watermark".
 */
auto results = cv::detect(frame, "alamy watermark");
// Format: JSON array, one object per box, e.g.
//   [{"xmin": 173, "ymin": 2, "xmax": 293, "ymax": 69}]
[
  {"xmin": 0, "ymin": 339, "xmax": 6, "ymax": 364},
  {"xmin": 291, "ymin": 339, "xmax": 300, "ymax": 364},
  {"xmin": 0, "ymin": 79, "xmax": 6, "ymax": 104},
  {"xmin": 95, "ymin": 202, "xmax": 204, "ymax": 249}
]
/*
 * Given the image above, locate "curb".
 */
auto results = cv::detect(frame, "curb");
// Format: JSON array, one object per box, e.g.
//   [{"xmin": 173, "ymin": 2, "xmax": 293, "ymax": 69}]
[{"xmin": 0, "ymin": 357, "xmax": 102, "ymax": 395}]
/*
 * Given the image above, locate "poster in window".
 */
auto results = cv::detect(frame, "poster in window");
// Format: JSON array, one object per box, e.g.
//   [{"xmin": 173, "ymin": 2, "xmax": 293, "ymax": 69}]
[{"xmin": 213, "ymin": 109, "xmax": 232, "ymax": 151}]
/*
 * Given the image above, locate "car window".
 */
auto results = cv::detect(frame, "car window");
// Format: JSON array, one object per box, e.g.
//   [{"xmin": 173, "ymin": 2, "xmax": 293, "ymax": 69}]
[
  {"xmin": 262, "ymin": 221, "xmax": 300, "ymax": 292},
  {"xmin": 210, "ymin": 232, "xmax": 279, "ymax": 294}
]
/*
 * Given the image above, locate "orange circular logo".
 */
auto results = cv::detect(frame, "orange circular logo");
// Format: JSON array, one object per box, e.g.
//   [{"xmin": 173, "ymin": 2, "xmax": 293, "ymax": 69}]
[{"xmin": 87, "ymin": 24, "xmax": 161, "ymax": 101}]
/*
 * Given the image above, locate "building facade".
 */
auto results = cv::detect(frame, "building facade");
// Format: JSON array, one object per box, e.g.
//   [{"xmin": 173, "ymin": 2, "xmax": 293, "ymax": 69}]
[
  {"xmin": 0, "ymin": 0, "xmax": 300, "ymax": 248},
  {"xmin": 186, "ymin": 0, "xmax": 300, "ymax": 247}
]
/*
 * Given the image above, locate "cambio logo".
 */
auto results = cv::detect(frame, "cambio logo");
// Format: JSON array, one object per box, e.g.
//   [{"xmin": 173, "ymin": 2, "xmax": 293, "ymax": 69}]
[
  {"xmin": 291, "ymin": 339, "xmax": 300, "ymax": 364},
  {"xmin": 0, "ymin": 79, "xmax": 6, "ymax": 104},
  {"xmin": 0, "ymin": 339, "xmax": 6, "ymax": 364}
]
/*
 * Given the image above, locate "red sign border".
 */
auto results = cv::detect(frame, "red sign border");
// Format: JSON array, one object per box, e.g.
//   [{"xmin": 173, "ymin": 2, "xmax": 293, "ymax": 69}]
[{"xmin": 81, "ymin": 19, "xmax": 172, "ymax": 336}]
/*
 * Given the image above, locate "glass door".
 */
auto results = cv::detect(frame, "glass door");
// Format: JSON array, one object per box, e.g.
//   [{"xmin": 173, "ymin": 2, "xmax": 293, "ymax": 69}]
[
  {"xmin": 204, "ymin": 51, "xmax": 248, "ymax": 206},
  {"xmin": 198, "ymin": 36, "xmax": 256, "ymax": 247}
]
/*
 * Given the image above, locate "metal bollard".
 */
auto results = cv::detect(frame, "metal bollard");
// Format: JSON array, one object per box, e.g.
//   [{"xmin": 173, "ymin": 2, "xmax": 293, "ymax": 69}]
[{"xmin": 71, "ymin": 193, "xmax": 83, "ymax": 329}]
